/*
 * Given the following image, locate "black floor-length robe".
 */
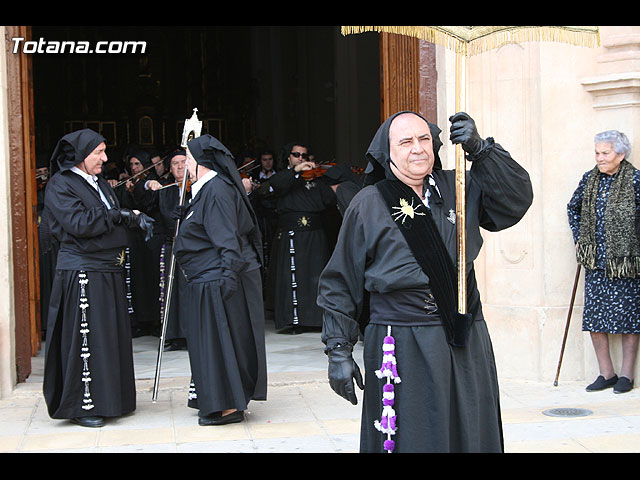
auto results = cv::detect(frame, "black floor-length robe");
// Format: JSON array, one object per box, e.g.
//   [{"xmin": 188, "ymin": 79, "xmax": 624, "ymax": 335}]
[
  {"xmin": 43, "ymin": 170, "xmax": 136, "ymax": 420},
  {"xmin": 318, "ymin": 137, "xmax": 533, "ymax": 452},
  {"xmin": 134, "ymin": 174, "xmax": 190, "ymax": 341},
  {"xmin": 269, "ymin": 168, "xmax": 336, "ymax": 330},
  {"xmin": 173, "ymin": 172, "xmax": 267, "ymax": 415}
]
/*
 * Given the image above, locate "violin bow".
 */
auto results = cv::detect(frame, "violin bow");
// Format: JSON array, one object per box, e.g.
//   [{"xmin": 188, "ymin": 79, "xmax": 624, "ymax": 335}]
[
  {"xmin": 152, "ymin": 108, "xmax": 202, "ymax": 402},
  {"xmin": 113, "ymin": 158, "xmax": 162, "ymax": 189}
]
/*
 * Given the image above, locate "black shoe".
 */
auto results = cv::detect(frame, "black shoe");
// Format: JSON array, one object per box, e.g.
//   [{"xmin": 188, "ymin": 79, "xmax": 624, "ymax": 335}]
[
  {"xmin": 198, "ymin": 410, "xmax": 244, "ymax": 426},
  {"xmin": 276, "ymin": 326, "xmax": 302, "ymax": 335},
  {"xmin": 163, "ymin": 338, "xmax": 187, "ymax": 351},
  {"xmin": 586, "ymin": 374, "xmax": 618, "ymax": 391},
  {"xmin": 614, "ymin": 376, "xmax": 634, "ymax": 394},
  {"xmin": 71, "ymin": 416, "xmax": 105, "ymax": 428}
]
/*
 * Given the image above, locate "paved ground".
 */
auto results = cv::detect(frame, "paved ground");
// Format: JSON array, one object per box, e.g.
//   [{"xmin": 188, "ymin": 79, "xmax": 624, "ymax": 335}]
[{"xmin": 2, "ymin": 322, "xmax": 640, "ymax": 453}]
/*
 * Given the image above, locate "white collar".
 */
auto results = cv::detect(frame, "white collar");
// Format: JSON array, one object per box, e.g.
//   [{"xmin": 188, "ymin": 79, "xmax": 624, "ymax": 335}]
[
  {"xmin": 190, "ymin": 169, "xmax": 218, "ymax": 198},
  {"xmin": 71, "ymin": 165, "xmax": 98, "ymax": 184}
]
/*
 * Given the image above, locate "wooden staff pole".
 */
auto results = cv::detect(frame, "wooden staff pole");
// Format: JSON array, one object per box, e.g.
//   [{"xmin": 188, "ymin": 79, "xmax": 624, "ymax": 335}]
[{"xmin": 455, "ymin": 49, "xmax": 467, "ymax": 314}]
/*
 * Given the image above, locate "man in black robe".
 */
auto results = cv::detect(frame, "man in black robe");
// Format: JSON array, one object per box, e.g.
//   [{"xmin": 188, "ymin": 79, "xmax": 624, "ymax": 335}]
[
  {"xmin": 119, "ymin": 148, "xmax": 159, "ymax": 337},
  {"xmin": 43, "ymin": 129, "xmax": 153, "ymax": 428},
  {"xmin": 173, "ymin": 134, "xmax": 267, "ymax": 426},
  {"xmin": 317, "ymin": 111, "xmax": 533, "ymax": 452},
  {"xmin": 250, "ymin": 150, "xmax": 278, "ymax": 285},
  {"xmin": 135, "ymin": 150, "xmax": 190, "ymax": 351},
  {"xmin": 36, "ymin": 156, "xmax": 57, "ymax": 339},
  {"xmin": 269, "ymin": 142, "xmax": 336, "ymax": 333}
]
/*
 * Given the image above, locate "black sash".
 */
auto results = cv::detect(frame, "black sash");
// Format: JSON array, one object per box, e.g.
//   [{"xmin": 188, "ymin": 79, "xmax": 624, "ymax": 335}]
[{"xmin": 376, "ymin": 179, "xmax": 472, "ymax": 347}]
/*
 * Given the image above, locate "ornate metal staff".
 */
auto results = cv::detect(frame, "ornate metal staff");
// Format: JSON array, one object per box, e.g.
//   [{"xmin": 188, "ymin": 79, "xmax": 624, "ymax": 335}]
[{"xmin": 152, "ymin": 108, "xmax": 202, "ymax": 402}]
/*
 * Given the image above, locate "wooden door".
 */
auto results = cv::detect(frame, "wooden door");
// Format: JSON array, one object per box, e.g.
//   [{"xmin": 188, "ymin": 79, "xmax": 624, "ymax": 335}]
[
  {"xmin": 379, "ymin": 33, "xmax": 437, "ymax": 122},
  {"xmin": 5, "ymin": 25, "xmax": 39, "ymax": 382}
]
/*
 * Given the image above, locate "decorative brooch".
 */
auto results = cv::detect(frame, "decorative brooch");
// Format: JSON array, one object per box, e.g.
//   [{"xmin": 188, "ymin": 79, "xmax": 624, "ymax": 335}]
[
  {"xmin": 297, "ymin": 216, "xmax": 311, "ymax": 228},
  {"xmin": 391, "ymin": 198, "xmax": 425, "ymax": 225}
]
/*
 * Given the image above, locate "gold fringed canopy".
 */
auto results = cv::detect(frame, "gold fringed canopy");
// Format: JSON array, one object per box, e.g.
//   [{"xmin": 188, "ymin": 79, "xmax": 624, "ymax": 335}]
[
  {"xmin": 340, "ymin": 26, "xmax": 600, "ymax": 56},
  {"xmin": 342, "ymin": 25, "xmax": 600, "ymax": 314}
]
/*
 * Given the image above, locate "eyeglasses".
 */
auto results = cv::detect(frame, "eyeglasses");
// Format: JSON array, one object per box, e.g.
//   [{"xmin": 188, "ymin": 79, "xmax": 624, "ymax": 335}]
[{"xmin": 290, "ymin": 152, "xmax": 308, "ymax": 159}]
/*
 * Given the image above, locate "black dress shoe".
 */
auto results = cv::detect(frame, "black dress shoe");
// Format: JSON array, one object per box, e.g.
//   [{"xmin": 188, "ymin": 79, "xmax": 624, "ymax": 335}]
[
  {"xmin": 614, "ymin": 376, "xmax": 634, "ymax": 394},
  {"xmin": 71, "ymin": 416, "xmax": 105, "ymax": 428},
  {"xmin": 198, "ymin": 410, "xmax": 244, "ymax": 426},
  {"xmin": 163, "ymin": 338, "xmax": 187, "ymax": 351},
  {"xmin": 586, "ymin": 374, "xmax": 618, "ymax": 391}
]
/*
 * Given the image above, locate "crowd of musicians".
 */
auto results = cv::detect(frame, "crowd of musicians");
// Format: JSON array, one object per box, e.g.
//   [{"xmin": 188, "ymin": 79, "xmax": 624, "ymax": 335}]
[
  {"xmin": 36, "ymin": 129, "xmax": 363, "ymax": 429},
  {"xmin": 38, "ymin": 138, "xmax": 357, "ymax": 338}
]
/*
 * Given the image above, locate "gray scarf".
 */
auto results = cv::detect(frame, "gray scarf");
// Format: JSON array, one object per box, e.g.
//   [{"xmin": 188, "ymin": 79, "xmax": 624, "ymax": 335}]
[{"xmin": 576, "ymin": 159, "xmax": 640, "ymax": 278}]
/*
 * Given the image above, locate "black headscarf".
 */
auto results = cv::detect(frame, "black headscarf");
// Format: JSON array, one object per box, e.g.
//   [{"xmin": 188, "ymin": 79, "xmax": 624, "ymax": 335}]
[
  {"xmin": 50, "ymin": 129, "xmax": 106, "ymax": 175},
  {"xmin": 128, "ymin": 148, "xmax": 152, "ymax": 168},
  {"xmin": 187, "ymin": 134, "xmax": 257, "ymax": 221},
  {"xmin": 163, "ymin": 149, "xmax": 186, "ymax": 171},
  {"xmin": 364, "ymin": 111, "xmax": 443, "ymax": 186}
]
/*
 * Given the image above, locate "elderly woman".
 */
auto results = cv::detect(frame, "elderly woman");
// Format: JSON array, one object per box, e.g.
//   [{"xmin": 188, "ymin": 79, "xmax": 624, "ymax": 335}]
[
  {"xmin": 568, "ymin": 130, "xmax": 640, "ymax": 394},
  {"xmin": 173, "ymin": 135, "xmax": 267, "ymax": 425}
]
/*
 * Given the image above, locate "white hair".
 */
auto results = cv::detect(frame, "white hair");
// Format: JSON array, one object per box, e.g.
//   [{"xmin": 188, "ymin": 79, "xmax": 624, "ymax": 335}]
[{"xmin": 594, "ymin": 130, "xmax": 631, "ymax": 158}]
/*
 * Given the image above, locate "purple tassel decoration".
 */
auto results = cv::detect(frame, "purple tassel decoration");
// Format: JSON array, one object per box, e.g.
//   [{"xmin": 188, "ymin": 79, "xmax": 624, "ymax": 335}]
[{"xmin": 374, "ymin": 325, "xmax": 401, "ymax": 452}]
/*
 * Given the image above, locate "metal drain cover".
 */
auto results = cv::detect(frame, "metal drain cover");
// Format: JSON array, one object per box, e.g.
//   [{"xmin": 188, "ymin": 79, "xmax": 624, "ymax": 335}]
[{"xmin": 542, "ymin": 407, "xmax": 593, "ymax": 418}]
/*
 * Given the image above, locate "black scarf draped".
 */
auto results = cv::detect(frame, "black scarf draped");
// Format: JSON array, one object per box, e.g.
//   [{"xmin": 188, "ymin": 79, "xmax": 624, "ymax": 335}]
[{"xmin": 367, "ymin": 111, "xmax": 472, "ymax": 347}]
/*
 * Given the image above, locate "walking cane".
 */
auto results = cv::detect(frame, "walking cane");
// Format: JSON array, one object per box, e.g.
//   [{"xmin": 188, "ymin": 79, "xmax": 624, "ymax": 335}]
[
  {"xmin": 553, "ymin": 264, "xmax": 582, "ymax": 386},
  {"xmin": 152, "ymin": 109, "xmax": 202, "ymax": 402}
]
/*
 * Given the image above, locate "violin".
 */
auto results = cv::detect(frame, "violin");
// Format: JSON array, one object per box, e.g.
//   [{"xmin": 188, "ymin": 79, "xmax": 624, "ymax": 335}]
[
  {"xmin": 301, "ymin": 162, "xmax": 336, "ymax": 181},
  {"xmin": 114, "ymin": 161, "xmax": 158, "ymax": 190},
  {"xmin": 300, "ymin": 162, "xmax": 365, "ymax": 181},
  {"xmin": 156, "ymin": 178, "xmax": 193, "ymax": 192}
]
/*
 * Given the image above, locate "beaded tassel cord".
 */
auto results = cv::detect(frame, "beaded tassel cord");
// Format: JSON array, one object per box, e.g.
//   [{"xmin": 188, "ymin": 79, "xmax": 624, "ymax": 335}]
[
  {"xmin": 288, "ymin": 230, "xmax": 299, "ymax": 326},
  {"xmin": 188, "ymin": 379, "xmax": 197, "ymax": 401},
  {"xmin": 78, "ymin": 271, "xmax": 94, "ymax": 411},
  {"xmin": 124, "ymin": 247, "xmax": 134, "ymax": 314},
  {"xmin": 374, "ymin": 325, "xmax": 401, "ymax": 452},
  {"xmin": 158, "ymin": 243, "xmax": 166, "ymax": 322}
]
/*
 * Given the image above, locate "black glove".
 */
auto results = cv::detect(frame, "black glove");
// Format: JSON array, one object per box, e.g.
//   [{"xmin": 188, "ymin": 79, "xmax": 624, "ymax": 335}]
[
  {"xmin": 220, "ymin": 273, "xmax": 238, "ymax": 300},
  {"xmin": 171, "ymin": 204, "xmax": 188, "ymax": 221},
  {"xmin": 449, "ymin": 112, "xmax": 487, "ymax": 156},
  {"xmin": 113, "ymin": 208, "xmax": 134, "ymax": 226},
  {"xmin": 116, "ymin": 209, "xmax": 154, "ymax": 241},
  {"xmin": 326, "ymin": 343, "xmax": 364, "ymax": 405},
  {"xmin": 135, "ymin": 212, "xmax": 155, "ymax": 242}
]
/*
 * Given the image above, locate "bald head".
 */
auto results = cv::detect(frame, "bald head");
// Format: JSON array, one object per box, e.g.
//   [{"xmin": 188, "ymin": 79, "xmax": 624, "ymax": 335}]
[{"xmin": 388, "ymin": 113, "xmax": 435, "ymax": 186}]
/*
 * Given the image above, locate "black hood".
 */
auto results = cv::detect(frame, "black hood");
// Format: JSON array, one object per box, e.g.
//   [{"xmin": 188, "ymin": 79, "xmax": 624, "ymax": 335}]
[
  {"xmin": 187, "ymin": 134, "xmax": 248, "ymax": 200},
  {"xmin": 187, "ymin": 134, "xmax": 259, "ymax": 227},
  {"xmin": 50, "ymin": 129, "xmax": 106, "ymax": 174},
  {"xmin": 364, "ymin": 111, "xmax": 443, "ymax": 185}
]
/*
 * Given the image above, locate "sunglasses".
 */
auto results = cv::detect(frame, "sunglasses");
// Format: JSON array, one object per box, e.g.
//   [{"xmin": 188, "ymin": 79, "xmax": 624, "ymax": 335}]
[{"xmin": 290, "ymin": 152, "xmax": 309, "ymax": 159}]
